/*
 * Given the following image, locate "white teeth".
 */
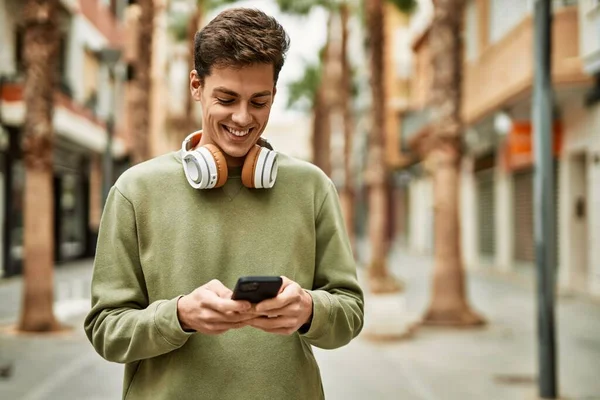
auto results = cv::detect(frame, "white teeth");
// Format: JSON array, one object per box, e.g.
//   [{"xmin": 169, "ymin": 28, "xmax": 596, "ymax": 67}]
[{"xmin": 225, "ymin": 126, "xmax": 250, "ymax": 137}]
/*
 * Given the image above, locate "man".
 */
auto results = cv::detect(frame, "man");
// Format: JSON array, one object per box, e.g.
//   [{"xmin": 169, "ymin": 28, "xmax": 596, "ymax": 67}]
[{"xmin": 85, "ymin": 8, "xmax": 363, "ymax": 400}]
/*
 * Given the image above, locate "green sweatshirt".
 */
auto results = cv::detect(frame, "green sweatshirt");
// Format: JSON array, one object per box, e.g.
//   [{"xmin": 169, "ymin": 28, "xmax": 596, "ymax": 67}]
[{"xmin": 84, "ymin": 150, "xmax": 364, "ymax": 400}]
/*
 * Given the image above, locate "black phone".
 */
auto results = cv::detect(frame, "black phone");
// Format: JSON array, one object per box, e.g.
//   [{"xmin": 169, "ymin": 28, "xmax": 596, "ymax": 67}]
[{"xmin": 231, "ymin": 276, "xmax": 283, "ymax": 304}]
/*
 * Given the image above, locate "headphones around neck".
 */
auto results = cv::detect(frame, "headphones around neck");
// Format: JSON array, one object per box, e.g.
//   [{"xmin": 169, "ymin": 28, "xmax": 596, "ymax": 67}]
[{"xmin": 181, "ymin": 131, "xmax": 278, "ymax": 190}]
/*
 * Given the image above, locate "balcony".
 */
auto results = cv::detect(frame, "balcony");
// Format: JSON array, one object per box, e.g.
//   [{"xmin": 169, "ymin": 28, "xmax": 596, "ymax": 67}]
[
  {"xmin": 78, "ymin": 0, "xmax": 125, "ymax": 48},
  {"xmin": 0, "ymin": 82, "xmax": 125, "ymax": 156},
  {"xmin": 462, "ymin": 6, "xmax": 591, "ymax": 124},
  {"xmin": 579, "ymin": 1, "xmax": 600, "ymax": 74}
]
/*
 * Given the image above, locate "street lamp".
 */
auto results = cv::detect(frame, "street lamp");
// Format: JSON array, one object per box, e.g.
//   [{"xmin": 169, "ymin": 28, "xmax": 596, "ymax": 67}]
[{"xmin": 98, "ymin": 48, "xmax": 122, "ymax": 208}]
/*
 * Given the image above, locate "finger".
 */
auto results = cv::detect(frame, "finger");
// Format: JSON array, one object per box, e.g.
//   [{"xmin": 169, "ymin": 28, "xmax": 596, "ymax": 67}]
[
  {"xmin": 255, "ymin": 283, "xmax": 298, "ymax": 313},
  {"xmin": 255, "ymin": 302, "xmax": 300, "ymax": 318},
  {"xmin": 202, "ymin": 309, "xmax": 255, "ymax": 323},
  {"xmin": 222, "ymin": 311, "xmax": 257, "ymax": 323},
  {"xmin": 205, "ymin": 279, "xmax": 234, "ymax": 299},
  {"xmin": 278, "ymin": 276, "xmax": 294, "ymax": 294},
  {"xmin": 203, "ymin": 292, "xmax": 251, "ymax": 313}
]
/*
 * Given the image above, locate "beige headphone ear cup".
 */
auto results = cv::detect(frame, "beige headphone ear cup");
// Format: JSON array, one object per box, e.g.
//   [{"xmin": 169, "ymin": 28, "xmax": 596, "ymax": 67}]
[
  {"xmin": 241, "ymin": 145, "xmax": 262, "ymax": 188},
  {"xmin": 204, "ymin": 144, "xmax": 228, "ymax": 188}
]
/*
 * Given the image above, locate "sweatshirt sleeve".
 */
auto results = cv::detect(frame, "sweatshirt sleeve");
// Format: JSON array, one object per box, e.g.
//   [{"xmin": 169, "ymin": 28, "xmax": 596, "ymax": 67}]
[
  {"xmin": 84, "ymin": 186, "xmax": 193, "ymax": 364},
  {"xmin": 300, "ymin": 180, "xmax": 365, "ymax": 349}
]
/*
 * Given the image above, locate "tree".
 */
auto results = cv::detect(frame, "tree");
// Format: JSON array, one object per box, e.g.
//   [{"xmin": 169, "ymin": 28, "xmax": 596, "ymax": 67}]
[
  {"xmin": 276, "ymin": 0, "xmax": 336, "ymax": 177},
  {"xmin": 286, "ymin": 60, "xmax": 331, "ymax": 173},
  {"xmin": 131, "ymin": 0, "xmax": 154, "ymax": 164},
  {"xmin": 280, "ymin": 0, "xmax": 359, "ymax": 252},
  {"xmin": 339, "ymin": 1, "xmax": 356, "ymax": 254},
  {"xmin": 18, "ymin": 0, "xmax": 61, "ymax": 332},
  {"xmin": 422, "ymin": 0, "xmax": 484, "ymax": 326},
  {"xmin": 364, "ymin": 0, "xmax": 415, "ymax": 293}
]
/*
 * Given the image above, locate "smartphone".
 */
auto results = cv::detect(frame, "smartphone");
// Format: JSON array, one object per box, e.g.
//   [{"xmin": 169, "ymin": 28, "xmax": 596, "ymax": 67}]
[{"xmin": 231, "ymin": 276, "xmax": 283, "ymax": 304}]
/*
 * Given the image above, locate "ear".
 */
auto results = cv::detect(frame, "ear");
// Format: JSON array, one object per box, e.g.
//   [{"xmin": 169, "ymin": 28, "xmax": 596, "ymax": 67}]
[
  {"xmin": 190, "ymin": 70, "xmax": 203, "ymax": 101},
  {"xmin": 272, "ymin": 86, "xmax": 277, "ymax": 103}
]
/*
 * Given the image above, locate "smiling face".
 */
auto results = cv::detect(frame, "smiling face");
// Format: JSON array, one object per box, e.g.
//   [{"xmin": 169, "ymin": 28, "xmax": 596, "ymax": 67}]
[{"xmin": 190, "ymin": 64, "xmax": 276, "ymax": 167}]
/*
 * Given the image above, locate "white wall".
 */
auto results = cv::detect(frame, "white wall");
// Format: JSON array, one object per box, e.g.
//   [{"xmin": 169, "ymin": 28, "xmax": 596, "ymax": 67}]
[
  {"xmin": 495, "ymin": 147, "xmax": 514, "ymax": 273},
  {"xmin": 578, "ymin": 0, "xmax": 600, "ymax": 74},
  {"xmin": 461, "ymin": 157, "xmax": 478, "ymax": 269},
  {"xmin": 488, "ymin": 0, "xmax": 529, "ymax": 44},
  {"xmin": 67, "ymin": 16, "xmax": 110, "ymax": 103},
  {"xmin": 561, "ymin": 99, "xmax": 600, "ymax": 296},
  {"xmin": 409, "ymin": 176, "xmax": 433, "ymax": 254},
  {"xmin": 0, "ymin": 0, "xmax": 19, "ymax": 76},
  {"xmin": 584, "ymin": 105, "xmax": 600, "ymax": 296},
  {"xmin": 558, "ymin": 150, "xmax": 571, "ymax": 288}
]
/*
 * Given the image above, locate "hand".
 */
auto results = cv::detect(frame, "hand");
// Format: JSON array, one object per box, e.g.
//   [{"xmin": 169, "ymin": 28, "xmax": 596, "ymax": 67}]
[
  {"xmin": 177, "ymin": 279, "xmax": 254, "ymax": 335},
  {"xmin": 246, "ymin": 276, "xmax": 313, "ymax": 335}
]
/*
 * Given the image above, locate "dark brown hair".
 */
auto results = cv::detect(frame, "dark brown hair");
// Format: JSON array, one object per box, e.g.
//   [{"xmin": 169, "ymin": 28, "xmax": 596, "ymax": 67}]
[{"xmin": 194, "ymin": 8, "xmax": 290, "ymax": 85}]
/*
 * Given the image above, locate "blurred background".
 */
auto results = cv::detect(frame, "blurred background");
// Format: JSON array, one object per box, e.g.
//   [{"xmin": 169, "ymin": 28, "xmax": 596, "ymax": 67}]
[{"xmin": 0, "ymin": 0, "xmax": 599, "ymax": 399}]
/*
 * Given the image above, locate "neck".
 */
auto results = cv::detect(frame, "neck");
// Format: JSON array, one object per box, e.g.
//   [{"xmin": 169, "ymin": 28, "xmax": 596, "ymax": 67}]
[
  {"xmin": 225, "ymin": 154, "xmax": 244, "ymax": 167},
  {"xmin": 196, "ymin": 130, "xmax": 245, "ymax": 167}
]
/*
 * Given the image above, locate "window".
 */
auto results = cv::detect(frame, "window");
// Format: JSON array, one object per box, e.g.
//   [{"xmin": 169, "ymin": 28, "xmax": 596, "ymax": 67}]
[
  {"xmin": 464, "ymin": 0, "xmax": 479, "ymax": 62},
  {"xmin": 489, "ymin": 0, "xmax": 529, "ymax": 44},
  {"xmin": 83, "ymin": 49, "xmax": 100, "ymax": 110},
  {"xmin": 13, "ymin": 28, "xmax": 68, "ymax": 89},
  {"xmin": 394, "ymin": 27, "xmax": 412, "ymax": 79},
  {"xmin": 14, "ymin": 27, "xmax": 24, "ymax": 73}
]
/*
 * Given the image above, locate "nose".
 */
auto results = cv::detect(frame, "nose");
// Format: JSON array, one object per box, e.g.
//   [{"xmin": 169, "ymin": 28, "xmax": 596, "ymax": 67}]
[{"xmin": 231, "ymin": 105, "xmax": 252, "ymax": 127}]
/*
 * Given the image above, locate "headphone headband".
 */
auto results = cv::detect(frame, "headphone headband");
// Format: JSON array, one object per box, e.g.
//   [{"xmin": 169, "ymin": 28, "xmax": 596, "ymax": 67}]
[{"xmin": 182, "ymin": 131, "xmax": 203, "ymax": 153}]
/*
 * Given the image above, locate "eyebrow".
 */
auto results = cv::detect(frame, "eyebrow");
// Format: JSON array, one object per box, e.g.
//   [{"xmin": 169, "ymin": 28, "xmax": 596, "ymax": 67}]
[{"xmin": 213, "ymin": 87, "xmax": 272, "ymax": 98}]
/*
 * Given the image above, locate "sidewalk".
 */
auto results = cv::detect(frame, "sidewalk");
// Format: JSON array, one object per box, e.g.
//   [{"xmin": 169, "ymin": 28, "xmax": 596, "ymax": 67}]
[
  {"xmin": 1, "ymin": 252, "xmax": 599, "ymax": 400},
  {"xmin": 319, "ymin": 248, "xmax": 600, "ymax": 400}
]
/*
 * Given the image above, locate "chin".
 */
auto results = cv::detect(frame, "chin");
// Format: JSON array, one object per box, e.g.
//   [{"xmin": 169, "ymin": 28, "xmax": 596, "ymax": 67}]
[{"xmin": 219, "ymin": 142, "xmax": 253, "ymax": 158}]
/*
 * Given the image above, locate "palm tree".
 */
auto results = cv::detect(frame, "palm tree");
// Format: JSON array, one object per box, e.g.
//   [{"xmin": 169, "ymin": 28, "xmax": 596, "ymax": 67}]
[
  {"xmin": 422, "ymin": 0, "xmax": 484, "ymax": 326},
  {"xmin": 286, "ymin": 50, "xmax": 332, "ymax": 175},
  {"xmin": 131, "ymin": 0, "xmax": 154, "ymax": 165},
  {"xmin": 364, "ymin": 0, "xmax": 415, "ymax": 293},
  {"xmin": 18, "ymin": 0, "xmax": 61, "ymax": 332},
  {"xmin": 276, "ymin": 0, "xmax": 335, "ymax": 177},
  {"xmin": 339, "ymin": 1, "xmax": 356, "ymax": 253}
]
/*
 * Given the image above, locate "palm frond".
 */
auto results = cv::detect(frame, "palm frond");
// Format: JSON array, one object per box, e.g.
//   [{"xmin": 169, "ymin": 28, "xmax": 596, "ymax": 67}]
[
  {"xmin": 287, "ymin": 62, "xmax": 322, "ymax": 110},
  {"xmin": 387, "ymin": 0, "xmax": 417, "ymax": 14}
]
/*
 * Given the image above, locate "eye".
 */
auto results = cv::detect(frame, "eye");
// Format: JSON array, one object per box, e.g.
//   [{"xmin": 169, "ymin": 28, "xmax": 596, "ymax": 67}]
[
  {"xmin": 252, "ymin": 101, "xmax": 268, "ymax": 108},
  {"xmin": 217, "ymin": 98, "xmax": 234, "ymax": 105}
]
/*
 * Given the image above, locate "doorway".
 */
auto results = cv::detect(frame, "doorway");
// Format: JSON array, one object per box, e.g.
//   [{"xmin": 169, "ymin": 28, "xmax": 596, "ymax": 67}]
[{"xmin": 569, "ymin": 153, "xmax": 589, "ymax": 292}]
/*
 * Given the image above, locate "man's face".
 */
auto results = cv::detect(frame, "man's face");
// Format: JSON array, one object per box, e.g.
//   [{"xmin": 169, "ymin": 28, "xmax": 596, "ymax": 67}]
[{"xmin": 190, "ymin": 64, "xmax": 276, "ymax": 166}]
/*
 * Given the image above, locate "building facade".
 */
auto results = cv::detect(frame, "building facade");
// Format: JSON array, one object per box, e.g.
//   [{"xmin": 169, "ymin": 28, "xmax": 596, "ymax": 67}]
[
  {"xmin": 388, "ymin": 0, "xmax": 600, "ymax": 297},
  {"xmin": 0, "ymin": 0, "xmax": 132, "ymax": 277}
]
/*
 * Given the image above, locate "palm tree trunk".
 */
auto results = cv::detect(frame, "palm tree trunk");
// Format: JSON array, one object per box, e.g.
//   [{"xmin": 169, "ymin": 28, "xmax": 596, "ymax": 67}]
[
  {"xmin": 365, "ymin": 0, "xmax": 401, "ymax": 294},
  {"xmin": 311, "ymin": 86, "xmax": 331, "ymax": 176},
  {"xmin": 422, "ymin": 0, "xmax": 484, "ymax": 326},
  {"xmin": 185, "ymin": 0, "xmax": 203, "ymax": 132},
  {"xmin": 339, "ymin": 2, "xmax": 355, "ymax": 254},
  {"xmin": 18, "ymin": 0, "xmax": 60, "ymax": 333},
  {"xmin": 311, "ymin": 13, "xmax": 333, "ymax": 177},
  {"xmin": 131, "ymin": 0, "xmax": 154, "ymax": 164}
]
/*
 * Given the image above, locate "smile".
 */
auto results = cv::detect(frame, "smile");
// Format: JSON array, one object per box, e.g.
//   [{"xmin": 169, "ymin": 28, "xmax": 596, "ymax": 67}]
[{"xmin": 222, "ymin": 125, "xmax": 252, "ymax": 137}]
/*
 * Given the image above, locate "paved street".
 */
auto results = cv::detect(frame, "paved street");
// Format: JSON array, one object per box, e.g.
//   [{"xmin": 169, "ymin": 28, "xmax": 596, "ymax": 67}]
[{"xmin": 0, "ymin": 250, "xmax": 599, "ymax": 400}]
